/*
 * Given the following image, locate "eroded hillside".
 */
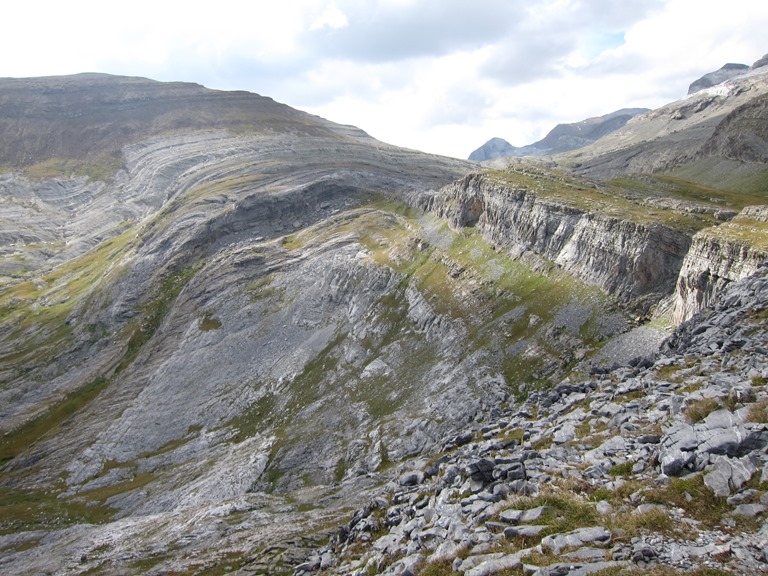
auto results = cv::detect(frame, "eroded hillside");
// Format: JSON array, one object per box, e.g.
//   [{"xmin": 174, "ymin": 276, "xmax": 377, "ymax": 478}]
[{"xmin": 0, "ymin": 73, "xmax": 767, "ymax": 576}]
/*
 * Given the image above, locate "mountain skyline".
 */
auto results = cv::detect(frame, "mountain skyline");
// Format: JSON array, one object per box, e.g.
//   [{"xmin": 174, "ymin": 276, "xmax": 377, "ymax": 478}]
[{"xmin": 2, "ymin": 1, "xmax": 767, "ymax": 159}]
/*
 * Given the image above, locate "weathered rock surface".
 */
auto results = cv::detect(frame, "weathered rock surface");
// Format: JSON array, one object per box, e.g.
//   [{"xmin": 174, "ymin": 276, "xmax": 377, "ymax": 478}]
[
  {"xmin": 2, "ymin": 71, "xmax": 768, "ymax": 576},
  {"xmin": 415, "ymin": 172, "xmax": 691, "ymax": 312},
  {"xmin": 673, "ymin": 207, "xmax": 768, "ymax": 323},
  {"xmin": 301, "ymin": 266, "xmax": 768, "ymax": 575},
  {"xmin": 567, "ymin": 65, "xmax": 768, "ymax": 182}
]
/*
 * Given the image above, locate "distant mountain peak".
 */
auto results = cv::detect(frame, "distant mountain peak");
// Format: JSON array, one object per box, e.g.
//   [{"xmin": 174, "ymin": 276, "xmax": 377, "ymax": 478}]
[
  {"xmin": 687, "ymin": 62, "xmax": 749, "ymax": 95},
  {"xmin": 468, "ymin": 108, "xmax": 649, "ymax": 161},
  {"xmin": 751, "ymin": 52, "xmax": 768, "ymax": 70}
]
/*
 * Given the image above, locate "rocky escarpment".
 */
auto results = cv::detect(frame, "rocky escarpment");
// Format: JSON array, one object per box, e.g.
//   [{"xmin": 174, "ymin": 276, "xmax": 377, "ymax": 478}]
[
  {"xmin": 302, "ymin": 266, "xmax": 768, "ymax": 576},
  {"xmin": 673, "ymin": 206, "xmax": 768, "ymax": 323},
  {"xmin": 688, "ymin": 63, "xmax": 749, "ymax": 95},
  {"xmin": 415, "ymin": 172, "xmax": 692, "ymax": 314},
  {"xmin": 0, "ymin": 197, "xmax": 631, "ymax": 575}
]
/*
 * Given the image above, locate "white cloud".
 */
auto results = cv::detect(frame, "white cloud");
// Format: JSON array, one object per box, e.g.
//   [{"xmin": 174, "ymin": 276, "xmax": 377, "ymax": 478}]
[
  {"xmin": 310, "ymin": 3, "xmax": 349, "ymax": 30},
  {"xmin": 2, "ymin": 0, "xmax": 768, "ymax": 159}
]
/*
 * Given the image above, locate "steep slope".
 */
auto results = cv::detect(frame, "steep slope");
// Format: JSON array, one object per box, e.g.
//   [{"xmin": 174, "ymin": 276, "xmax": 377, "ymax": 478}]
[
  {"xmin": 2, "ymin": 68, "xmax": 768, "ymax": 576},
  {"xmin": 468, "ymin": 109, "xmax": 648, "ymax": 161},
  {"xmin": 0, "ymin": 75, "xmax": 639, "ymax": 575}
]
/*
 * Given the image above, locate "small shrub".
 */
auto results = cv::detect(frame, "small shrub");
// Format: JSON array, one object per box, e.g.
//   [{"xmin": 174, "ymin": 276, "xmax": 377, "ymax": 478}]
[
  {"xmin": 752, "ymin": 376, "xmax": 767, "ymax": 387},
  {"xmin": 608, "ymin": 461, "xmax": 634, "ymax": 477},
  {"xmin": 684, "ymin": 397, "xmax": 720, "ymax": 424}
]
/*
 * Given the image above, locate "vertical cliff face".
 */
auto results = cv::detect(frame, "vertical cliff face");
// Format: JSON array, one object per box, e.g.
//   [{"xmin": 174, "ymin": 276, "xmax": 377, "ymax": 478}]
[
  {"xmin": 673, "ymin": 206, "xmax": 768, "ymax": 323},
  {"xmin": 417, "ymin": 173, "xmax": 692, "ymax": 314}
]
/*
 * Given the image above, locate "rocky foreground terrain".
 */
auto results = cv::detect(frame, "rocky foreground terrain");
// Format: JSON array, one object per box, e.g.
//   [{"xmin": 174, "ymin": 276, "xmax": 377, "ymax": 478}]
[
  {"xmin": 0, "ymin": 63, "xmax": 767, "ymax": 576},
  {"xmin": 300, "ymin": 265, "xmax": 768, "ymax": 575}
]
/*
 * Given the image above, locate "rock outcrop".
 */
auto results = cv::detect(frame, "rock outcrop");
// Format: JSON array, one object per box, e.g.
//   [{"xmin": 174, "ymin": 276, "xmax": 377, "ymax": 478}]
[
  {"xmin": 752, "ymin": 52, "xmax": 768, "ymax": 71},
  {"xmin": 2, "ymin": 70, "xmax": 768, "ymax": 576},
  {"xmin": 673, "ymin": 206, "xmax": 768, "ymax": 323},
  {"xmin": 568, "ymin": 64, "xmax": 768, "ymax": 183},
  {"xmin": 468, "ymin": 137, "xmax": 518, "ymax": 162},
  {"xmin": 416, "ymin": 172, "xmax": 691, "ymax": 313}
]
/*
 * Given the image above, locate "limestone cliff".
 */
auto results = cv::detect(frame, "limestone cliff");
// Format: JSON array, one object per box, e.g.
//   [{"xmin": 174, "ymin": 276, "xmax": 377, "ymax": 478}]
[
  {"xmin": 415, "ymin": 172, "xmax": 691, "ymax": 314},
  {"xmin": 673, "ymin": 206, "xmax": 768, "ymax": 323}
]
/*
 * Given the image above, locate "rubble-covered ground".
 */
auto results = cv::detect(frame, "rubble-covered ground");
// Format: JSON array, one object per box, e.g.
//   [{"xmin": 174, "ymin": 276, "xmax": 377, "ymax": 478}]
[{"xmin": 296, "ymin": 266, "xmax": 768, "ymax": 576}]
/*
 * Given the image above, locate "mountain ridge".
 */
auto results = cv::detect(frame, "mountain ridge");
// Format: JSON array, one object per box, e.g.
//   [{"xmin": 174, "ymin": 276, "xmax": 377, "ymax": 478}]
[
  {"xmin": 0, "ymin": 66, "xmax": 767, "ymax": 576},
  {"xmin": 469, "ymin": 108, "xmax": 649, "ymax": 161}
]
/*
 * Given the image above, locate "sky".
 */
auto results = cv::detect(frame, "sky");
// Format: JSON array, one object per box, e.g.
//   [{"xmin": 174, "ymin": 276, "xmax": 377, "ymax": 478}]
[{"xmin": 2, "ymin": 0, "xmax": 767, "ymax": 159}]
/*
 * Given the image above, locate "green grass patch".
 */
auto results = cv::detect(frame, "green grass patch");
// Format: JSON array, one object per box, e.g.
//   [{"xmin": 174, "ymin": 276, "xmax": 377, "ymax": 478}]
[
  {"xmin": 0, "ymin": 227, "xmax": 135, "ymax": 373},
  {"xmin": 23, "ymin": 153, "xmax": 124, "ymax": 183},
  {"xmin": 246, "ymin": 274, "xmax": 284, "ymax": 303},
  {"xmin": 699, "ymin": 217, "xmax": 768, "ymax": 250},
  {"xmin": 487, "ymin": 167, "xmax": 714, "ymax": 232},
  {"xmin": 76, "ymin": 471, "xmax": 155, "ymax": 503},
  {"xmin": 0, "ymin": 375, "xmax": 110, "ymax": 465},
  {"xmin": 227, "ymin": 392, "xmax": 277, "ymax": 444},
  {"xmin": 667, "ymin": 156, "xmax": 768, "ymax": 199},
  {"xmin": 608, "ymin": 461, "xmax": 634, "ymax": 477},
  {"xmin": 504, "ymin": 493, "xmax": 599, "ymax": 539},
  {"xmin": 611, "ymin": 173, "xmax": 766, "ymax": 211},
  {"xmin": 0, "ymin": 485, "xmax": 115, "ymax": 535}
]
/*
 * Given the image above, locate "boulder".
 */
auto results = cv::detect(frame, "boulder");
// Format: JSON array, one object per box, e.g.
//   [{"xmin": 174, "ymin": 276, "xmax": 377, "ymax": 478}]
[
  {"xmin": 541, "ymin": 527, "xmax": 612, "ymax": 554},
  {"xmin": 703, "ymin": 455, "xmax": 756, "ymax": 496},
  {"xmin": 468, "ymin": 459, "xmax": 496, "ymax": 483}
]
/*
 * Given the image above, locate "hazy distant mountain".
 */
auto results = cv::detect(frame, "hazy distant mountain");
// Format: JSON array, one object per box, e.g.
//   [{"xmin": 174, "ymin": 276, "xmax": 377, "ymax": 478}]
[
  {"xmin": 687, "ymin": 62, "xmax": 749, "ymax": 95},
  {"xmin": 469, "ymin": 108, "xmax": 649, "ymax": 161},
  {"xmin": 751, "ymin": 52, "xmax": 768, "ymax": 70}
]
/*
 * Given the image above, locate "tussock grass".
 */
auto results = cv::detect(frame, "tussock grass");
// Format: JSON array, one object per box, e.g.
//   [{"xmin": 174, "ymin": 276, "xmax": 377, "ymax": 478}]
[
  {"xmin": 684, "ymin": 397, "xmax": 720, "ymax": 424},
  {"xmin": 746, "ymin": 399, "xmax": 768, "ymax": 424},
  {"xmin": 0, "ymin": 485, "xmax": 115, "ymax": 535}
]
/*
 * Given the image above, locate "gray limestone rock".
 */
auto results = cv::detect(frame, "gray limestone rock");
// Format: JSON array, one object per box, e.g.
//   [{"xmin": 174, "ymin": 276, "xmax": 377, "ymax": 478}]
[
  {"xmin": 732, "ymin": 503, "xmax": 767, "ymax": 517},
  {"xmin": 704, "ymin": 455, "xmax": 756, "ymax": 496},
  {"xmin": 464, "ymin": 554, "xmax": 523, "ymax": 576},
  {"xmin": 541, "ymin": 527, "xmax": 612, "ymax": 554}
]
